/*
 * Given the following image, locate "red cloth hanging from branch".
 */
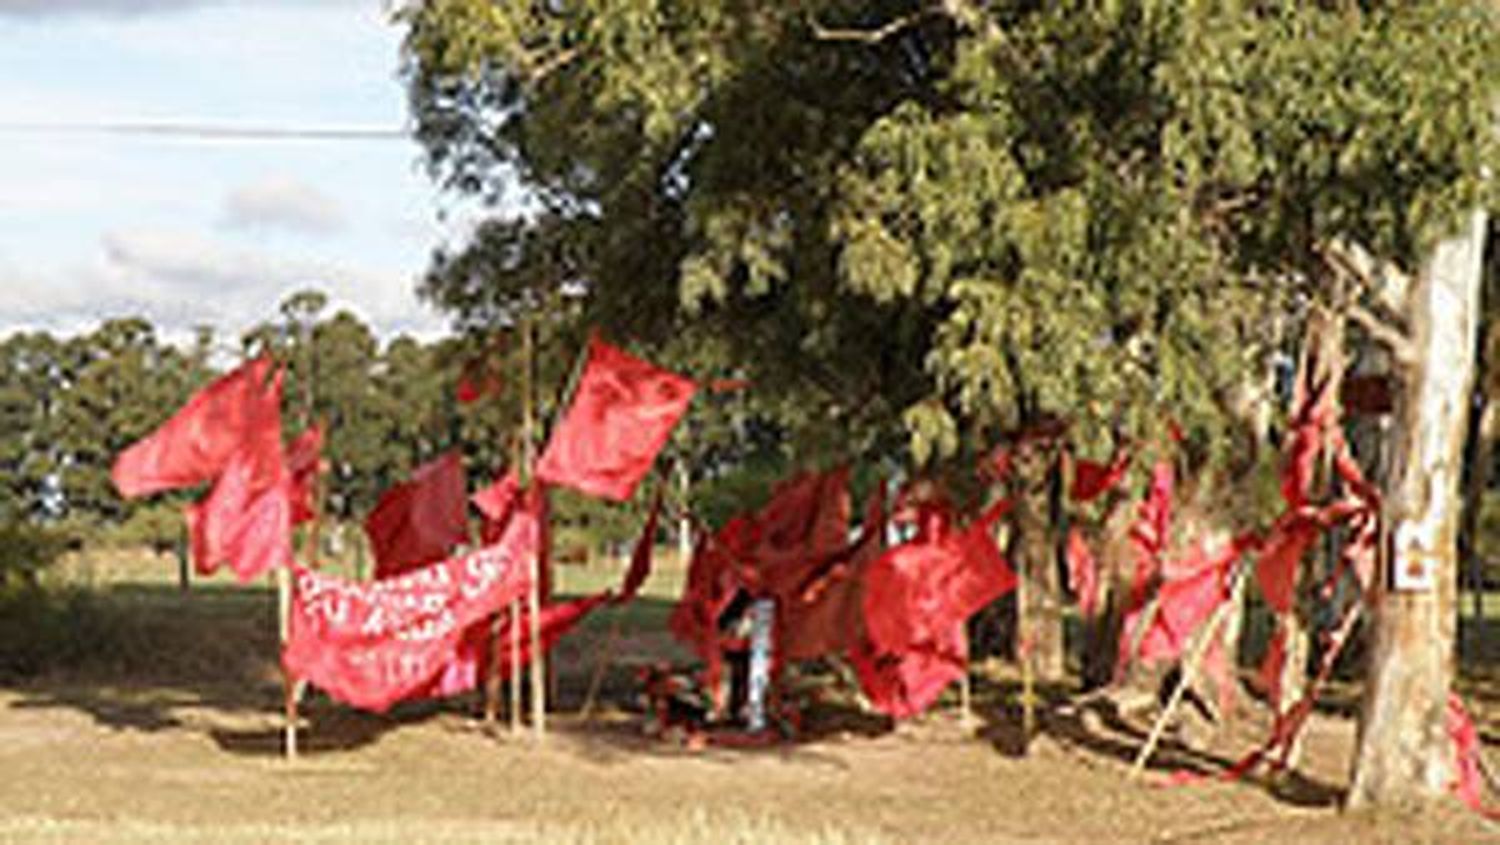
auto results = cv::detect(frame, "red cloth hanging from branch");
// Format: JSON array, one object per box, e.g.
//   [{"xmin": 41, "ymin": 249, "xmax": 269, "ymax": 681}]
[
  {"xmin": 1071, "ymin": 448, "xmax": 1131, "ymax": 502},
  {"xmin": 112, "ymin": 357, "xmax": 281, "ymax": 498},
  {"xmin": 284, "ymin": 503, "xmax": 539, "ymax": 712},
  {"xmin": 365, "ymin": 451, "xmax": 470, "ymax": 579},
  {"xmin": 1126, "ymin": 460, "xmax": 1175, "ymax": 610},
  {"xmin": 536, "ymin": 335, "xmax": 697, "ymax": 502}
]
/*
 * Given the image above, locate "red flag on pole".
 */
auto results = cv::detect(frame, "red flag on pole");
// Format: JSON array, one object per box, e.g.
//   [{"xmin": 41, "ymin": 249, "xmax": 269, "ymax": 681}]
[
  {"xmin": 472, "ymin": 470, "xmax": 522, "ymax": 545},
  {"xmin": 112, "ymin": 357, "xmax": 280, "ymax": 498},
  {"xmin": 365, "ymin": 452, "xmax": 470, "ymax": 579},
  {"xmin": 184, "ymin": 447, "xmax": 294, "ymax": 583},
  {"xmin": 537, "ymin": 335, "xmax": 696, "ymax": 502}
]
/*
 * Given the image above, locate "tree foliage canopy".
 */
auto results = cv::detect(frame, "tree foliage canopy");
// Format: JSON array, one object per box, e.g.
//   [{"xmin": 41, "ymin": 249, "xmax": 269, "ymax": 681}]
[{"xmin": 402, "ymin": 0, "xmax": 1499, "ymax": 479}]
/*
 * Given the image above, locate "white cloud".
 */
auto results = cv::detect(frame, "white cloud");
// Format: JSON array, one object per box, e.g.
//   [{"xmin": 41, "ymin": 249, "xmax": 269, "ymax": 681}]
[
  {"xmin": 0, "ymin": 0, "xmax": 369, "ymax": 19},
  {"xmin": 0, "ymin": 227, "xmax": 444, "ymax": 343},
  {"xmin": 222, "ymin": 176, "xmax": 344, "ymax": 236}
]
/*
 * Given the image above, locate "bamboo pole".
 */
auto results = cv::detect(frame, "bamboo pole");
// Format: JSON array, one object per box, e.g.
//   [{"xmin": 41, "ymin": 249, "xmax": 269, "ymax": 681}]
[
  {"xmin": 959, "ymin": 628, "xmax": 975, "ymax": 729},
  {"xmin": 279, "ymin": 565, "xmax": 296, "ymax": 760}
]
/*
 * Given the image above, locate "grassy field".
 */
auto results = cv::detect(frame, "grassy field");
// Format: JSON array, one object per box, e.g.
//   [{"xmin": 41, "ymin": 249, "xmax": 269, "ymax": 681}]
[{"xmin": 2, "ymin": 546, "xmax": 1500, "ymax": 843}]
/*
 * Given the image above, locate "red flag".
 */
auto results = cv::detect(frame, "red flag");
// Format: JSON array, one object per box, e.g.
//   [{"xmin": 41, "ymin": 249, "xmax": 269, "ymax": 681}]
[
  {"xmin": 1447, "ymin": 694, "xmax": 1500, "ymax": 819},
  {"xmin": 286, "ymin": 424, "xmax": 323, "ymax": 525},
  {"xmin": 185, "ymin": 448, "xmax": 294, "ymax": 583},
  {"xmin": 781, "ymin": 481, "xmax": 886, "ymax": 662},
  {"xmin": 472, "ymin": 470, "xmax": 522, "ymax": 545},
  {"xmin": 1072, "ymin": 448, "xmax": 1131, "ymax": 502},
  {"xmin": 1123, "ymin": 535, "xmax": 1248, "ymax": 664},
  {"xmin": 855, "ymin": 500, "xmax": 1017, "ymax": 717},
  {"xmin": 365, "ymin": 452, "xmax": 470, "ymax": 579},
  {"xmin": 283, "ymin": 504, "xmax": 539, "ymax": 712},
  {"xmin": 112, "ymin": 357, "xmax": 280, "ymax": 498},
  {"xmin": 537, "ymin": 335, "xmax": 697, "ymax": 502},
  {"xmin": 617, "ymin": 487, "xmax": 663, "ymax": 604}
]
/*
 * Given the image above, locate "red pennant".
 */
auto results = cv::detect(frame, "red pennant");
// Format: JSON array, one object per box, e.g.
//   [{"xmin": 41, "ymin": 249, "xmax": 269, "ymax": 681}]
[{"xmin": 537, "ymin": 335, "xmax": 697, "ymax": 502}]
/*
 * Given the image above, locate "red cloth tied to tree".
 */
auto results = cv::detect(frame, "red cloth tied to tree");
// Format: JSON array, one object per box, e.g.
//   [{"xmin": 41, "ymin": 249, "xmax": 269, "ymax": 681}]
[
  {"xmin": 185, "ymin": 447, "xmax": 294, "ymax": 583},
  {"xmin": 537, "ymin": 335, "xmax": 697, "ymax": 502},
  {"xmin": 112, "ymin": 356, "xmax": 281, "ymax": 498},
  {"xmin": 286, "ymin": 424, "xmax": 323, "ymax": 525},
  {"xmin": 1126, "ymin": 460, "xmax": 1175, "ymax": 610},
  {"xmin": 1071, "ymin": 448, "xmax": 1131, "ymax": 502},
  {"xmin": 1066, "ymin": 527, "xmax": 1100, "ymax": 617},
  {"xmin": 365, "ymin": 451, "xmax": 470, "ymax": 580},
  {"xmin": 284, "ymin": 504, "xmax": 539, "ymax": 712}
]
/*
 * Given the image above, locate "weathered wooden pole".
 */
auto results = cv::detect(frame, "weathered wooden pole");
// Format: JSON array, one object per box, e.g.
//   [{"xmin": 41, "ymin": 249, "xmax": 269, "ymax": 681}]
[{"xmin": 523, "ymin": 317, "xmax": 547, "ymax": 741}]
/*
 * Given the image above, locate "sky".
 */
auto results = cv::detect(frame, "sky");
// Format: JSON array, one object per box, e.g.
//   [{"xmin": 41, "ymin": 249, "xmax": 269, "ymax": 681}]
[{"xmin": 0, "ymin": 0, "xmax": 487, "ymax": 346}]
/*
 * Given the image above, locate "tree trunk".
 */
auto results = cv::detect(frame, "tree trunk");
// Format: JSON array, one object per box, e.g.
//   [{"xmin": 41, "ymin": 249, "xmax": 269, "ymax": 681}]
[
  {"xmin": 1015, "ymin": 474, "xmax": 1065, "ymax": 681},
  {"xmin": 1347, "ymin": 208, "xmax": 1488, "ymax": 807}
]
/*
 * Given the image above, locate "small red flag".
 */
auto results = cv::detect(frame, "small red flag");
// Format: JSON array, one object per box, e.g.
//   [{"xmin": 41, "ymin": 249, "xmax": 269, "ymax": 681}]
[
  {"xmin": 617, "ymin": 487, "xmax": 663, "ymax": 604},
  {"xmin": 112, "ymin": 357, "xmax": 280, "ymax": 498},
  {"xmin": 365, "ymin": 452, "xmax": 470, "ymax": 579},
  {"xmin": 472, "ymin": 470, "xmax": 522, "ymax": 545},
  {"xmin": 286, "ymin": 424, "xmax": 324, "ymax": 525},
  {"xmin": 536, "ymin": 335, "xmax": 696, "ymax": 502}
]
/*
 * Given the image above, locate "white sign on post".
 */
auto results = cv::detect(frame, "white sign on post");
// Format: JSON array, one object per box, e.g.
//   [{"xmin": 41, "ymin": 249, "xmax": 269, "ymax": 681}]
[{"xmin": 1391, "ymin": 523, "xmax": 1436, "ymax": 592}]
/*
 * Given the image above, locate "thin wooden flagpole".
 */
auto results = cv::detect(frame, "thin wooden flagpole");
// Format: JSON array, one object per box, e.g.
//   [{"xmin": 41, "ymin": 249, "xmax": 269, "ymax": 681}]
[
  {"xmin": 523, "ymin": 316, "xmax": 546, "ymax": 741},
  {"xmin": 1129, "ymin": 561, "xmax": 1248, "ymax": 780}
]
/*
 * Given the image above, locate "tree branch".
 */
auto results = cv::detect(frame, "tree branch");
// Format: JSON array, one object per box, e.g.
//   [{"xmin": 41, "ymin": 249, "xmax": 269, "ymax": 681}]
[
  {"xmin": 808, "ymin": 11, "xmax": 926, "ymax": 43},
  {"xmin": 1323, "ymin": 238, "xmax": 1411, "ymax": 317},
  {"xmin": 1346, "ymin": 302, "xmax": 1416, "ymax": 368}
]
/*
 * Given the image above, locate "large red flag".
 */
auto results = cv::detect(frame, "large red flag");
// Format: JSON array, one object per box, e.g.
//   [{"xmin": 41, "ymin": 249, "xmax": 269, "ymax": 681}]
[
  {"xmin": 284, "ymin": 504, "xmax": 539, "ymax": 713},
  {"xmin": 537, "ymin": 336, "xmax": 696, "ymax": 502},
  {"xmin": 365, "ymin": 451, "xmax": 470, "ymax": 579},
  {"xmin": 112, "ymin": 357, "xmax": 280, "ymax": 498}
]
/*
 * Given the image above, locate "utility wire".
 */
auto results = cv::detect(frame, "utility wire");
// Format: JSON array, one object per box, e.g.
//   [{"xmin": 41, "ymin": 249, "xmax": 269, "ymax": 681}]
[{"xmin": 0, "ymin": 120, "xmax": 408, "ymax": 142}]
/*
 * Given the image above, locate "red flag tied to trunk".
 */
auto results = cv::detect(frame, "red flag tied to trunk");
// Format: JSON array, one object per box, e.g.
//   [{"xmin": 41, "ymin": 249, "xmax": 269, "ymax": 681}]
[
  {"xmin": 537, "ymin": 335, "xmax": 697, "ymax": 502},
  {"xmin": 111, "ymin": 357, "xmax": 281, "ymax": 498},
  {"xmin": 365, "ymin": 452, "xmax": 470, "ymax": 580}
]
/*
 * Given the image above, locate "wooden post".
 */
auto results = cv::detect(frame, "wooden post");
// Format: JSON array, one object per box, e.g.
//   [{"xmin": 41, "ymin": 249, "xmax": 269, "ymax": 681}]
[
  {"xmin": 523, "ymin": 317, "xmax": 546, "ymax": 741},
  {"xmin": 278, "ymin": 564, "xmax": 297, "ymax": 760},
  {"xmin": 959, "ymin": 628, "xmax": 975, "ymax": 729}
]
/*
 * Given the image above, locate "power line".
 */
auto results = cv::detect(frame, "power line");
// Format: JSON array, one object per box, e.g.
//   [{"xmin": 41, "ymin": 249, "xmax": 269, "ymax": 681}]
[{"xmin": 0, "ymin": 120, "xmax": 408, "ymax": 142}]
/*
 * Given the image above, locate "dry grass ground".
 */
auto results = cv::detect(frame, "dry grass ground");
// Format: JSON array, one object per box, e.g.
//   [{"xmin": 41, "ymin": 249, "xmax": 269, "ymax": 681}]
[{"xmin": 2, "ymin": 548, "xmax": 1499, "ymax": 844}]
